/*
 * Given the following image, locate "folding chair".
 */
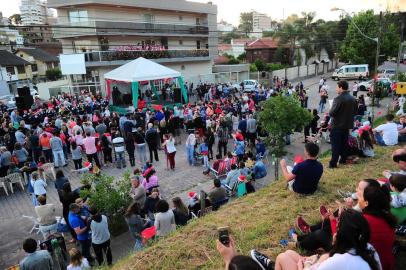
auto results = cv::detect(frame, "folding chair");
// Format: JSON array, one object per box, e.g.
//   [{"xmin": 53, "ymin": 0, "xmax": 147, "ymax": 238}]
[
  {"xmin": 210, "ymin": 161, "xmax": 227, "ymax": 180},
  {"xmin": 0, "ymin": 177, "xmax": 9, "ymax": 196},
  {"xmin": 6, "ymin": 173, "xmax": 25, "ymax": 193},
  {"xmin": 22, "ymin": 215, "xmax": 40, "ymax": 234}
]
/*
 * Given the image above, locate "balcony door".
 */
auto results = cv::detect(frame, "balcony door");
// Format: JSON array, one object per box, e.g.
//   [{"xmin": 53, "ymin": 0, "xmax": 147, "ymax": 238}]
[
  {"xmin": 144, "ymin": 14, "xmax": 155, "ymax": 32},
  {"xmin": 196, "ymin": 40, "xmax": 201, "ymax": 49}
]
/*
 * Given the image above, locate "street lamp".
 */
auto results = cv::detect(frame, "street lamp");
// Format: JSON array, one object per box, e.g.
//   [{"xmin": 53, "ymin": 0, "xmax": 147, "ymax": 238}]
[{"xmin": 331, "ymin": 7, "xmax": 381, "ymax": 124}]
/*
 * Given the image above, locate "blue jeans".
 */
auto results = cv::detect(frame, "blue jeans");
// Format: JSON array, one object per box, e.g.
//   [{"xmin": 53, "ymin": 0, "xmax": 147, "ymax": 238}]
[
  {"xmin": 374, "ymin": 133, "xmax": 387, "ymax": 146},
  {"xmin": 134, "ymin": 238, "xmax": 143, "ymax": 251},
  {"xmin": 186, "ymin": 145, "xmax": 195, "ymax": 166},
  {"xmin": 318, "ymin": 102, "xmax": 326, "ymax": 113},
  {"xmin": 52, "ymin": 150, "xmax": 66, "ymax": 167},
  {"xmin": 115, "ymin": 151, "xmax": 126, "ymax": 168},
  {"xmin": 137, "ymin": 144, "xmax": 147, "ymax": 165}
]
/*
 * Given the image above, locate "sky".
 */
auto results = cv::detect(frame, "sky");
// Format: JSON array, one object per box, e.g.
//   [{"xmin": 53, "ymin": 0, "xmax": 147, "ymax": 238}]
[{"xmin": 0, "ymin": 0, "xmax": 405, "ymax": 25}]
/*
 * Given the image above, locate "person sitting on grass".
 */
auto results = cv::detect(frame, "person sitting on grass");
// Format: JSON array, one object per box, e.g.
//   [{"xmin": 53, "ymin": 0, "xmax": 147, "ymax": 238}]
[
  {"xmin": 208, "ymin": 178, "xmax": 227, "ymax": 204},
  {"xmin": 388, "ymin": 173, "xmax": 406, "ymax": 224},
  {"xmin": 216, "ymin": 210, "xmax": 382, "ymax": 270},
  {"xmin": 372, "ymin": 114, "xmax": 398, "ymax": 146},
  {"xmin": 252, "ymin": 157, "xmax": 267, "ymax": 180},
  {"xmin": 382, "ymin": 148, "xmax": 406, "ymax": 180},
  {"xmin": 280, "ymin": 142, "xmax": 323, "ymax": 195},
  {"xmin": 222, "ymin": 164, "xmax": 240, "ymax": 188}
]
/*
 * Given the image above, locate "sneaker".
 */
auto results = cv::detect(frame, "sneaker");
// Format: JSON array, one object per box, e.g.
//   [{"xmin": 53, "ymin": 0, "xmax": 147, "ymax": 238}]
[
  {"xmin": 296, "ymin": 216, "xmax": 310, "ymax": 234},
  {"xmin": 250, "ymin": 249, "xmax": 273, "ymax": 270},
  {"xmin": 319, "ymin": 205, "xmax": 328, "ymax": 217},
  {"xmin": 288, "ymin": 227, "xmax": 296, "ymax": 239}
]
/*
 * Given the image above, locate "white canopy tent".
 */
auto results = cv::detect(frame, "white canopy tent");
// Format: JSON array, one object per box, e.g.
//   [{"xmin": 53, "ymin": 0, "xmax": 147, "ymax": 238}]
[
  {"xmin": 103, "ymin": 57, "xmax": 187, "ymax": 108},
  {"xmin": 104, "ymin": 57, "xmax": 181, "ymax": 82}
]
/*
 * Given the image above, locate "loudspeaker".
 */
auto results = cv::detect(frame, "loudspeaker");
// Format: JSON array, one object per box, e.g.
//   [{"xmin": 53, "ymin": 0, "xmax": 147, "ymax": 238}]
[
  {"xmin": 173, "ymin": 87, "xmax": 182, "ymax": 103},
  {"xmin": 17, "ymin": 86, "xmax": 30, "ymax": 97},
  {"xmin": 16, "ymin": 95, "xmax": 34, "ymax": 110}
]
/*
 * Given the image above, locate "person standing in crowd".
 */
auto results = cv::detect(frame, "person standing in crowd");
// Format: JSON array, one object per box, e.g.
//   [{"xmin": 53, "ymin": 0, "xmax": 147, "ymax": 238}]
[
  {"xmin": 71, "ymin": 141, "xmax": 83, "ymax": 170},
  {"xmin": 61, "ymin": 182, "xmax": 79, "ymax": 243},
  {"xmin": 329, "ymin": 80, "xmax": 357, "ymax": 168},
  {"xmin": 89, "ymin": 207, "xmax": 112, "ymax": 266},
  {"xmin": 39, "ymin": 133, "xmax": 52, "ymax": 163},
  {"xmin": 100, "ymin": 134, "xmax": 113, "ymax": 165},
  {"xmin": 185, "ymin": 131, "xmax": 196, "ymax": 166},
  {"xmin": 20, "ymin": 238, "xmax": 53, "ymax": 270},
  {"xmin": 0, "ymin": 146, "xmax": 12, "ymax": 177},
  {"xmin": 82, "ymin": 132, "xmax": 101, "ymax": 169},
  {"xmin": 162, "ymin": 134, "xmax": 176, "ymax": 170},
  {"xmin": 246, "ymin": 114, "xmax": 257, "ymax": 147},
  {"xmin": 68, "ymin": 203, "xmax": 93, "ymax": 265},
  {"xmin": 125, "ymin": 133, "xmax": 136, "ymax": 167},
  {"xmin": 112, "ymin": 131, "xmax": 126, "ymax": 169},
  {"xmin": 134, "ymin": 127, "xmax": 147, "ymax": 165},
  {"xmin": 319, "ymin": 88, "xmax": 328, "ymax": 113},
  {"xmin": 217, "ymin": 122, "xmax": 229, "ymax": 159},
  {"xmin": 352, "ymin": 81, "xmax": 359, "ymax": 97},
  {"xmin": 145, "ymin": 123, "xmax": 160, "ymax": 162},
  {"xmin": 12, "ymin": 142, "xmax": 29, "ymax": 168},
  {"xmin": 50, "ymin": 130, "xmax": 66, "ymax": 168},
  {"xmin": 54, "ymin": 170, "xmax": 69, "ymax": 199},
  {"xmin": 29, "ymin": 131, "xmax": 41, "ymax": 163}
]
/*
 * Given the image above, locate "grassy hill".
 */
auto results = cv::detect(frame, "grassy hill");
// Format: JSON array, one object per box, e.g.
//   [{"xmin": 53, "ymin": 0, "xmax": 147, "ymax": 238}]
[{"xmin": 110, "ymin": 146, "xmax": 400, "ymax": 270}]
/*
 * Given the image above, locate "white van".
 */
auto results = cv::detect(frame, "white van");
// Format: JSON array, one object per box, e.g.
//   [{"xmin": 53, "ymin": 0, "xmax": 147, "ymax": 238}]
[{"xmin": 332, "ymin": 64, "xmax": 369, "ymax": 81}]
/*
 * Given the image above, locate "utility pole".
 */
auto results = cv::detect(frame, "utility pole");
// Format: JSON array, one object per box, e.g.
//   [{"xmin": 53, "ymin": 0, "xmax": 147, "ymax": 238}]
[
  {"xmin": 372, "ymin": 11, "xmax": 383, "ymax": 122},
  {"xmin": 396, "ymin": 12, "xmax": 405, "ymax": 83}
]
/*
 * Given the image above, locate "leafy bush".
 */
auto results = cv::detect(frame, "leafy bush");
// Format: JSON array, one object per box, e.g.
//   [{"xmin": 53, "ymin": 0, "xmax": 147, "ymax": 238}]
[
  {"xmin": 45, "ymin": 68, "xmax": 62, "ymax": 81},
  {"xmin": 237, "ymin": 52, "xmax": 246, "ymax": 61},
  {"xmin": 397, "ymin": 72, "xmax": 406, "ymax": 82},
  {"xmin": 80, "ymin": 171, "xmax": 132, "ymax": 235},
  {"xmin": 258, "ymin": 95, "xmax": 312, "ymax": 157},
  {"xmin": 249, "ymin": 63, "xmax": 258, "ymax": 72},
  {"xmin": 254, "ymin": 59, "xmax": 266, "ymax": 71},
  {"xmin": 266, "ymin": 63, "xmax": 287, "ymax": 72},
  {"xmin": 228, "ymin": 58, "xmax": 240, "ymax": 65}
]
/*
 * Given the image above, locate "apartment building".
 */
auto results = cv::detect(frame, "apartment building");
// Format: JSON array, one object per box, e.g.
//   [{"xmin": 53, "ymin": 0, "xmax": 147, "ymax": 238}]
[
  {"xmin": 48, "ymin": 0, "xmax": 218, "ymax": 87},
  {"xmin": 251, "ymin": 11, "xmax": 272, "ymax": 38},
  {"xmin": 20, "ymin": 0, "xmax": 49, "ymax": 25}
]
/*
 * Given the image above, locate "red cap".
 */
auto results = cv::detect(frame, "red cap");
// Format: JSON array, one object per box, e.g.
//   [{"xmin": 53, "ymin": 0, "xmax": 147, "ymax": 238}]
[
  {"xmin": 188, "ymin": 191, "xmax": 197, "ymax": 198},
  {"xmin": 238, "ymin": 175, "xmax": 246, "ymax": 181}
]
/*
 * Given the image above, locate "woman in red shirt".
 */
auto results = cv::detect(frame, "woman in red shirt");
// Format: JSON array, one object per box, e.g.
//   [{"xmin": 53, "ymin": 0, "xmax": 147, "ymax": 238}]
[{"xmin": 358, "ymin": 185, "xmax": 397, "ymax": 270}]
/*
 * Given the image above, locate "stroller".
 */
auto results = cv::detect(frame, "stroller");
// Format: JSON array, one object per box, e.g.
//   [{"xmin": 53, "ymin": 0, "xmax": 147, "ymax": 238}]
[{"xmin": 40, "ymin": 233, "xmax": 68, "ymax": 270}]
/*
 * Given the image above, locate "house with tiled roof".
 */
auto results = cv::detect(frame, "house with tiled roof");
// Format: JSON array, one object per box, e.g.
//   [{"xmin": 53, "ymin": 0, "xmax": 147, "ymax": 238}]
[
  {"xmin": 0, "ymin": 50, "xmax": 32, "ymax": 82},
  {"xmin": 15, "ymin": 48, "xmax": 59, "ymax": 78},
  {"xmin": 244, "ymin": 37, "xmax": 289, "ymax": 63}
]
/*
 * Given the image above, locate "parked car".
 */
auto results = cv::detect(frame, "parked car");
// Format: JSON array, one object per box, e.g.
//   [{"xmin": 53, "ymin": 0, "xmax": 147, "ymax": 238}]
[
  {"xmin": 331, "ymin": 64, "xmax": 369, "ymax": 81},
  {"xmin": 358, "ymin": 78, "xmax": 393, "ymax": 96},
  {"xmin": 0, "ymin": 95, "xmax": 16, "ymax": 109},
  {"xmin": 378, "ymin": 68, "xmax": 396, "ymax": 78},
  {"xmin": 232, "ymin": 80, "xmax": 258, "ymax": 93}
]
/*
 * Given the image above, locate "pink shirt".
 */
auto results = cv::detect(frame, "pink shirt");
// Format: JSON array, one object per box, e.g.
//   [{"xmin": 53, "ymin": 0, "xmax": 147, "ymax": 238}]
[
  {"xmin": 82, "ymin": 136, "xmax": 97, "ymax": 154},
  {"xmin": 142, "ymin": 175, "xmax": 159, "ymax": 191}
]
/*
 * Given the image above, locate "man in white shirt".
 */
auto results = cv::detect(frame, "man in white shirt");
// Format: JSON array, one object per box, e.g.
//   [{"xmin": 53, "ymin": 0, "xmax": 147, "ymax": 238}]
[
  {"xmin": 373, "ymin": 114, "xmax": 398, "ymax": 146},
  {"xmin": 318, "ymin": 77, "xmax": 325, "ymax": 93},
  {"xmin": 352, "ymin": 81, "xmax": 359, "ymax": 97},
  {"xmin": 112, "ymin": 132, "xmax": 126, "ymax": 169},
  {"xmin": 185, "ymin": 132, "xmax": 196, "ymax": 166}
]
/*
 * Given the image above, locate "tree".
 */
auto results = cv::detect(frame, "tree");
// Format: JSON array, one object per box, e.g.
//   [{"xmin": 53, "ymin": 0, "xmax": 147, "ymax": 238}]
[
  {"xmin": 219, "ymin": 28, "xmax": 245, "ymax": 44},
  {"xmin": 273, "ymin": 23, "xmax": 301, "ymax": 65},
  {"xmin": 340, "ymin": 10, "xmax": 399, "ymax": 73},
  {"xmin": 258, "ymin": 95, "xmax": 312, "ymax": 157},
  {"xmin": 262, "ymin": 31, "xmax": 274, "ymax": 37},
  {"xmin": 238, "ymin": 12, "xmax": 253, "ymax": 36},
  {"xmin": 254, "ymin": 59, "xmax": 266, "ymax": 71},
  {"xmin": 45, "ymin": 68, "xmax": 62, "ymax": 81},
  {"xmin": 237, "ymin": 52, "xmax": 246, "ymax": 61},
  {"xmin": 8, "ymin": 14, "xmax": 21, "ymax": 25}
]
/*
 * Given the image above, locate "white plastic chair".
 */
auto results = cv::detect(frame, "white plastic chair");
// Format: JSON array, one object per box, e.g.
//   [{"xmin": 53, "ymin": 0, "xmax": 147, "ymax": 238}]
[
  {"xmin": 6, "ymin": 173, "xmax": 25, "ymax": 193},
  {"xmin": 0, "ymin": 177, "xmax": 9, "ymax": 196},
  {"xmin": 22, "ymin": 215, "xmax": 40, "ymax": 234}
]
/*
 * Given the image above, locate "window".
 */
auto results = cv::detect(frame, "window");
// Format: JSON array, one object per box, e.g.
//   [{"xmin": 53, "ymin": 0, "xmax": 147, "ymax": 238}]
[
  {"xmin": 179, "ymin": 16, "xmax": 183, "ymax": 21},
  {"xmin": 69, "ymin": 10, "xmax": 88, "ymax": 23},
  {"xmin": 196, "ymin": 40, "xmax": 201, "ymax": 49},
  {"xmin": 181, "ymin": 65, "xmax": 185, "ymax": 70},
  {"xmin": 17, "ymin": 65, "xmax": 26, "ymax": 74},
  {"xmin": 31, "ymin": 64, "xmax": 38, "ymax": 72},
  {"xmin": 179, "ymin": 40, "xmax": 183, "ymax": 45},
  {"xmin": 196, "ymin": 18, "xmax": 200, "ymax": 25},
  {"xmin": 6, "ymin": 66, "xmax": 15, "ymax": 75}
]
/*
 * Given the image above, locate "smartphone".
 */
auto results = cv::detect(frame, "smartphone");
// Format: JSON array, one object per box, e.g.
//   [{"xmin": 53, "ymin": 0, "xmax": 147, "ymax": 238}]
[{"xmin": 218, "ymin": 226, "xmax": 230, "ymax": 246}]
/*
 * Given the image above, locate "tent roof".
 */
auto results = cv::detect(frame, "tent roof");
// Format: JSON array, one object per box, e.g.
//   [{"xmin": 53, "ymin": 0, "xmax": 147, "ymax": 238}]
[{"xmin": 104, "ymin": 57, "xmax": 181, "ymax": 82}]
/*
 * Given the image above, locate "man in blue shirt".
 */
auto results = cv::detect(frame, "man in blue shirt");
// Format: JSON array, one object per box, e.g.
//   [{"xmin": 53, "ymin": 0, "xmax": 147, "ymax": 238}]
[
  {"xmin": 280, "ymin": 143, "xmax": 323, "ymax": 195},
  {"xmin": 68, "ymin": 203, "xmax": 93, "ymax": 264},
  {"xmin": 20, "ymin": 238, "xmax": 53, "ymax": 270}
]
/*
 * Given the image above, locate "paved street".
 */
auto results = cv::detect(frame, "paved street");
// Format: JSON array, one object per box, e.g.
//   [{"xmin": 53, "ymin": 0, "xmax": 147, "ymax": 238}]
[{"xmin": 0, "ymin": 73, "xmax": 391, "ymax": 268}]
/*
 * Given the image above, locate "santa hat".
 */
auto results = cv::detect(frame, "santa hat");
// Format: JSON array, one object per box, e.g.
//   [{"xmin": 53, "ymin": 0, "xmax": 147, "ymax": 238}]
[
  {"xmin": 238, "ymin": 175, "xmax": 246, "ymax": 182},
  {"xmin": 188, "ymin": 191, "xmax": 198, "ymax": 198},
  {"xmin": 294, "ymin": 154, "xmax": 304, "ymax": 165},
  {"xmin": 84, "ymin": 161, "xmax": 92, "ymax": 168}
]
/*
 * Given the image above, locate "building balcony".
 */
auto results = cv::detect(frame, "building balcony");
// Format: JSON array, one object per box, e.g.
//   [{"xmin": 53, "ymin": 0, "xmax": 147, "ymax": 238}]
[
  {"xmin": 53, "ymin": 20, "xmax": 209, "ymax": 39},
  {"xmin": 83, "ymin": 49, "xmax": 210, "ymax": 67}
]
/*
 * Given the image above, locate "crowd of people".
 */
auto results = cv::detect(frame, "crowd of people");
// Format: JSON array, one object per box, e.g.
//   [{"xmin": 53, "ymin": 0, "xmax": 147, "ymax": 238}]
[{"xmin": 6, "ymin": 75, "xmax": 405, "ymax": 270}]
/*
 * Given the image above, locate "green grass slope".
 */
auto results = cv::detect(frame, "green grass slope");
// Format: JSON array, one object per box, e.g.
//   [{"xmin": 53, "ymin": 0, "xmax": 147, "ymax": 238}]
[{"xmin": 111, "ymin": 146, "xmax": 400, "ymax": 270}]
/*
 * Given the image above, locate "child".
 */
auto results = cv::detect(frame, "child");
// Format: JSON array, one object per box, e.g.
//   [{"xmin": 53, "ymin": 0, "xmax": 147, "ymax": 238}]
[
  {"xmin": 200, "ymin": 140, "xmax": 209, "ymax": 174},
  {"xmin": 71, "ymin": 141, "xmax": 83, "ymax": 170},
  {"xmin": 359, "ymin": 128, "xmax": 374, "ymax": 157},
  {"xmin": 75, "ymin": 198, "xmax": 91, "ymax": 220},
  {"xmin": 389, "ymin": 174, "xmax": 406, "ymax": 224}
]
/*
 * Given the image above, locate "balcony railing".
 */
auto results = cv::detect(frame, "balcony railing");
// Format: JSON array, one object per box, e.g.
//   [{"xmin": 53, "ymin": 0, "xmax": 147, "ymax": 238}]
[
  {"xmin": 84, "ymin": 49, "xmax": 210, "ymax": 62},
  {"xmin": 53, "ymin": 20, "xmax": 209, "ymax": 38}
]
